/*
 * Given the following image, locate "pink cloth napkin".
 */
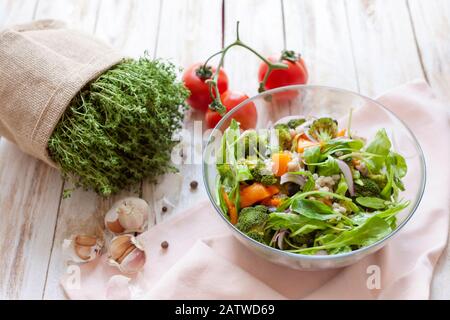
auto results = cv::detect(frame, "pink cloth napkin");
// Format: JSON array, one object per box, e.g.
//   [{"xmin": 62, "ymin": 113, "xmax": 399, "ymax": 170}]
[{"xmin": 62, "ymin": 80, "xmax": 449, "ymax": 300}]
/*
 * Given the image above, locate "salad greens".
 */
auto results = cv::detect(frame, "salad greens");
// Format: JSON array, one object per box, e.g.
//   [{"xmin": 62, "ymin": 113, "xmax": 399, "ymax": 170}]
[{"xmin": 216, "ymin": 116, "xmax": 409, "ymax": 255}]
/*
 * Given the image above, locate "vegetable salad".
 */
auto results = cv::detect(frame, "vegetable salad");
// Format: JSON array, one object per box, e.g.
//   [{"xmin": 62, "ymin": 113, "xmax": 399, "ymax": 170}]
[{"xmin": 216, "ymin": 116, "xmax": 409, "ymax": 255}]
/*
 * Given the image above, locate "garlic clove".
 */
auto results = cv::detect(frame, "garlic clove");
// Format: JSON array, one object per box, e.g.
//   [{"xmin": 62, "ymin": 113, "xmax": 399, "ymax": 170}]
[
  {"xmin": 74, "ymin": 244, "xmax": 94, "ymax": 261},
  {"xmin": 75, "ymin": 235, "xmax": 97, "ymax": 247},
  {"xmin": 109, "ymin": 234, "xmax": 135, "ymax": 261},
  {"xmin": 105, "ymin": 214, "xmax": 125, "ymax": 234},
  {"xmin": 118, "ymin": 247, "xmax": 146, "ymax": 274},
  {"xmin": 63, "ymin": 234, "xmax": 103, "ymax": 263},
  {"xmin": 105, "ymin": 197, "xmax": 149, "ymax": 234},
  {"xmin": 108, "ymin": 234, "xmax": 146, "ymax": 274}
]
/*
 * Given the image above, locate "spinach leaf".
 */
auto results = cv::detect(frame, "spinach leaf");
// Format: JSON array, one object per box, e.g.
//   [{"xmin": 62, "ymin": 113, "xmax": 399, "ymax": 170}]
[
  {"xmin": 267, "ymin": 212, "xmax": 329, "ymax": 235},
  {"xmin": 303, "ymin": 145, "xmax": 322, "ymax": 173},
  {"xmin": 391, "ymin": 152, "xmax": 407, "ymax": 178},
  {"xmin": 335, "ymin": 174, "xmax": 348, "ymax": 196},
  {"xmin": 236, "ymin": 162, "xmax": 253, "ymax": 182},
  {"xmin": 291, "ymin": 198, "xmax": 339, "ymax": 221},
  {"xmin": 356, "ymin": 197, "xmax": 387, "ymax": 210},
  {"xmin": 317, "ymin": 156, "xmax": 341, "ymax": 176},
  {"xmin": 380, "ymin": 151, "xmax": 407, "ymax": 200},
  {"xmin": 365, "ymin": 129, "xmax": 391, "ymax": 172},
  {"xmin": 217, "ymin": 120, "xmax": 243, "ymax": 210}
]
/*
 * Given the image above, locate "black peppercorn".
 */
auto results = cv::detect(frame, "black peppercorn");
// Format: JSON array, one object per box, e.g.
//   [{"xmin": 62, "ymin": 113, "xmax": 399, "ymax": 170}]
[
  {"xmin": 162, "ymin": 206, "xmax": 168, "ymax": 212},
  {"xmin": 190, "ymin": 180, "xmax": 198, "ymax": 190}
]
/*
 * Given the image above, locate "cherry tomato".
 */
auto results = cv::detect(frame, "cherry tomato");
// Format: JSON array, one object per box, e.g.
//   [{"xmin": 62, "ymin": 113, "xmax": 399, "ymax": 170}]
[
  {"xmin": 205, "ymin": 91, "xmax": 257, "ymax": 130},
  {"xmin": 258, "ymin": 51, "xmax": 308, "ymax": 91},
  {"xmin": 182, "ymin": 63, "xmax": 229, "ymax": 112}
]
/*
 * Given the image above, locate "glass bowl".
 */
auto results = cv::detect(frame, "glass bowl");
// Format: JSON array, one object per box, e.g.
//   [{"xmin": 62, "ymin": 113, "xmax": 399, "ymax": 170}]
[{"xmin": 202, "ymin": 85, "xmax": 426, "ymax": 270}]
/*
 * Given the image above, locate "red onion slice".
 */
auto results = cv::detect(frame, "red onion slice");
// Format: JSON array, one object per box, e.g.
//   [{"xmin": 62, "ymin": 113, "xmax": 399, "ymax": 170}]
[
  {"xmin": 336, "ymin": 159, "xmax": 355, "ymax": 196},
  {"xmin": 272, "ymin": 229, "xmax": 289, "ymax": 250},
  {"xmin": 280, "ymin": 173, "xmax": 306, "ymax": 187}
]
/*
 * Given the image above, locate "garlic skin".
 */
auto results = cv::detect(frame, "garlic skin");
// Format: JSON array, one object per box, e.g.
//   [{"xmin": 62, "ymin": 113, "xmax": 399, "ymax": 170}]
[
  {"xmin": 107, "ymin": 234, "xmax": 146, "ymax": 274},
  {"xmin": 105, "ymin": 197, "xmax": 149, "ymax": 234},
  {"xmin": 62, "ymin": 234, "xmax": 103, "ymax": 263}
]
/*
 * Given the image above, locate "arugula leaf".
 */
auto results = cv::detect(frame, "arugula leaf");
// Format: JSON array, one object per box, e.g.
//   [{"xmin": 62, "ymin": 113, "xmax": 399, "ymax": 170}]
[
  {"xmin": 365, "ymin": 129, "xmax": 391, "ymax": 172},
  {"xmin": 321, "ymin": 138, "xmax": 364, "ymax": 156},
  {"xmin": 351, "ymin": 201, "xmax": 409, "ymax": 225},
  {"xmin": 291, "ymin": 198, "xmax": 339, "ymax": 221},
  {"xmin": 375, "ymin": 201, "xmax": 410, "ymax": 219},
  {"xmin": 329, "ymin": 246, "xmax": 352, "ymax": 255},
  {"xmin": 293, "ymin": 215, "xmax": 391, "ymax": 254},
  {"xmin": 356, "ymin": 197, "xmax": 387, "ymax": 210}
]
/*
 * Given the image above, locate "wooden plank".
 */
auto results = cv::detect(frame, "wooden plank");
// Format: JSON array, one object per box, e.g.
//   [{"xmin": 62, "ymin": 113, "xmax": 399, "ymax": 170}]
[
  {"xmin": 94, "ymin": 0, "xmax": 161, "ymax": 57},
  {"xmin": 408, "ymin": 0, "xmax": 450, "ymax": 103},
  {"xmin": 408, "ymin": 0, "xmax": 450, "ymax": 299},
  {"xmin": 283, "ymin": 0, "xmax": 358, "ymax": 91},
  {"xmin": 33, "ymin": 0, "xmax": 100, "ymax": 32},
  {"xmin": 141, "ymin": 0, "xmax": 223, "ymax": 222},
  {"xmin": 0, "ymin": 0, "xmax": 37, "ymax": 27},
  {"xmin": 41, "ymin": 0, "xmax": 162, "ymax": 299},
  {"xmin": 344, "ymin": 0, "xmax": 424, "ymax": 97},
  {"xmin": 224, "ymin": 0, "xmax": 285, "ymax": 97},
  {"xmin": 0, "ymin": 0, "xmax": 63, "ymax": 299}
]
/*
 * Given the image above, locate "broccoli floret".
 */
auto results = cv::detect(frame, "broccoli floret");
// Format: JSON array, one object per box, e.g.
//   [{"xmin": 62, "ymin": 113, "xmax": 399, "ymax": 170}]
[
  {"xmin": 289, "ymin": 233, "xmax": 315, "ymax": 248},
  {"xmin": 217, "ymin": 163, "xmax": 233, "ymax": 180},
  {"xmin": 354, "ymin": 177, "xmax": 381, "ymax": 197},
  {"xmin": 260, "ymin": 175, "xmax": 277, "ymax": 186},
  {"xmin": 287, "ymin": 118, "xmax": 306, "ymax": 129},
  {"xmin": 246, "ymin": 231, "xmax": 266, "ymax": 243},
  {"xmin": 274, "ymin": 124, "xmax": 292, "ymax": 149},
  {"xmin": 367, "ymin": 173, "xmax": 387, "ymax": 189},
  {"xmin": 308, "ymin": 117, "xmax": 338, "ymax": 142},
  {"xmin": 236, "ymin": 205, "xmax": 269, "ymax": 243},
  {"xmin": 249, "ymin": 160, "xmax": 277, "ymax": 186}
]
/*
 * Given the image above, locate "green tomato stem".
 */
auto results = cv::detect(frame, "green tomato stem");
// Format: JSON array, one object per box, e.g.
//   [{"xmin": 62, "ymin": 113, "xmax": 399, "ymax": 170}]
[{"xmin": 204, "ymin": 21, "xmax": 289, "ymax": 115}]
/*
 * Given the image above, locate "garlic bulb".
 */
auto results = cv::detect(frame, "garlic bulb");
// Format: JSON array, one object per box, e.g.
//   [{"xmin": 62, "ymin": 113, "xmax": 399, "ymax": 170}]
[
  {"xmin": 108, "ymin": 234, "xmax": 146, "ymax": 274},
  {"xmin": 105, "ymin": 197, "xmax": 149, "ymax": 234},
  {"xmin": 62, "ymin": 234, "xmax": 103, "ymax": 263}
]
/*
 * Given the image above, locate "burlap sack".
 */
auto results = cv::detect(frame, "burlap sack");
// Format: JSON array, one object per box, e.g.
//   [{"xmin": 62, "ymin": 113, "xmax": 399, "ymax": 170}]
[{"xmin": 0, "ymin": 20, "xmax": 123, "ymax": 167}]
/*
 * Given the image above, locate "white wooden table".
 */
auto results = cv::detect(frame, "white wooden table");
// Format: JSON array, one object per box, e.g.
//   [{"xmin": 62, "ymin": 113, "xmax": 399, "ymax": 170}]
[{"xmin": 0, "ymin": 0, "xmax": 449, "ymax": 300}]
